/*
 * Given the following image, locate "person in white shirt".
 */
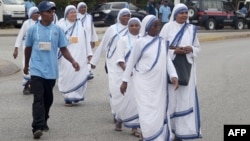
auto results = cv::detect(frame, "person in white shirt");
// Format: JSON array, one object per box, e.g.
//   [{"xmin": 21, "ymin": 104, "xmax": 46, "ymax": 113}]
[
  {"xmin": 13, "ymin": 6, "xmax": 40, "ymax": 95},
  {"xmin": 77, "ymin": 2, "xmax": 98, "ymax": 80},
  {"xmin": 57, "ymin": 5, "xmax": 92, "ymax": 107},
  {"xmin": 90, "ymin": 8, "xmax": 131, "ymax": 123},
  {"xmin": 159, "ymin": 3, "xmax": 202, "ymax": 141},
  {"xmin": 114, "ymin": 17, "xmax": 142, "ymax": 137},
  {"xmin": 120, "ymin": 15, "xmax": 178, "ymax": 141}
]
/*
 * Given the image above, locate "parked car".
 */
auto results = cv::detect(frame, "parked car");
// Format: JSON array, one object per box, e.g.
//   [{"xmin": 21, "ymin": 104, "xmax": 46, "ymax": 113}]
[
  {"xmin": 186, "ymin": 0, "xmax": 248, "ymax": 30},
  {"xmin": 90, "ymin": 2, "xmax": 147, "ymax": 26},
  {"xmin": 236, "ymin": 0, "xmax": 250, "ymax": 28}
]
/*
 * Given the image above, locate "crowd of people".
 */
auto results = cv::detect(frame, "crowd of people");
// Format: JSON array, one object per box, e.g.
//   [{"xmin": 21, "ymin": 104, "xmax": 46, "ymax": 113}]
[{"xmin": 13, "ymin": 0, "xmax": 202, "ymax": 140}]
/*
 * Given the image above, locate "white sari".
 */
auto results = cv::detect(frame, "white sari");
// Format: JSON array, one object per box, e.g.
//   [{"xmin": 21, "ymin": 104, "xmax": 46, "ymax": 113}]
[
  {"xmin": 90, "ymin": 8, "xmax": 130, "ymax": 116},
  {"xmin": 122, "ymin": 15, "xmax": 177, "ymax": 140},
  {"xmin": 159, "ymin": 3, "xmax": 202, "ymax": 139},
  {"xmin": 114, "ymin": 32, "xmax": 140, "ymax": 128},
  {"xmin": 123, "ymin": 35, "xmax": 176, "ymax": 141},
  {"xmin": 57, "ymin": 18, "xmax": 92, "ymax": 103}
]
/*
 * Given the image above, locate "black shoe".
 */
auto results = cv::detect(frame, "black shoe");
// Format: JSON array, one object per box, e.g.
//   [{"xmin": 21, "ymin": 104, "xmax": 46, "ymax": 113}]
[
  {"xmin": 23, "ymin": 81, "xmax": 32, "ymax": 95},
  {"xmin": 23, "ymin": 87, "xmax": 30, "ymax": 95},
  {"xmin": 42, "ymin": 125, "xmax": 49, "ymax": 132},
  {"xmin": 33, "ymin": 130, "xmax": 43, "ymax": 139}
]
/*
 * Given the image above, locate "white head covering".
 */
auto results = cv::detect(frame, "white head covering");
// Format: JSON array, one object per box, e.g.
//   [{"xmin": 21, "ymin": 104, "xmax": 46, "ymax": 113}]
[
  {"xmin": 127, "ymin": 17, "xmax": 141, "ymax": 34},
  {"xmin": 139, "ymin": 15, "xmax": 158, "ymax": 36},
  {"xmin": 77, "ymin": 2, "xmax": 87, "ymax": 11},
  {"xmin": 128, "ymin": 17, "xmax": 141, "ymax": 26},
  {"xmin": 64, "ymin": 5, "xmax": 76, "ymax": 19},
  {"xmin": 116, "ymin": 8, "xmax": 131, "ymax": 23},
  {"xmin": 169, "ymin": 3, "xmax": 188, "ymax": 22},
  {"xmin": 28, "ymin": 6, "xmax": 39, "ymax": 19}
]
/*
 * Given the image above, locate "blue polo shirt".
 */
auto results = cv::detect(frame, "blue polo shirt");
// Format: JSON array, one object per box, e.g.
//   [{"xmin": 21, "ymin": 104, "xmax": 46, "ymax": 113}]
[
  {"xmin": 159, "ymin": 5, "xmax": 171, "ymax": 23},
  {"xmin": 25, "ymin": 1, "xmax": 36, "ymax": 15},
  {"xmin": 25, "ymin": 22, "xmax": 68, "ymax": 79}
]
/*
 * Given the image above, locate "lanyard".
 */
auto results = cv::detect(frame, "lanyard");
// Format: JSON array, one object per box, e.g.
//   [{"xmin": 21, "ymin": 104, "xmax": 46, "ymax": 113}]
[{"xmin": 124, "ymin": 34, "xmax": 139, "ymax": 62}]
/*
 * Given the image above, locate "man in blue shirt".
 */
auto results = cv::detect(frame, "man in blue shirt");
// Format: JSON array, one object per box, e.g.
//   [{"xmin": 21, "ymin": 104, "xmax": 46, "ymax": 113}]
[
  {"xmin": 24, "ymin": 1, "xmax": 80, "ymax": 139},
  {"xmin": 240, "ymin": 5, "xmax": 248, "ymax": 17},
  {"xmin": 159, "ymin": 0, "xmax": 171, "ymax": 25},
  {"xmin": 146, "ymin": 0, "xmax": 156, "ymax": 15},
  {"xmin": 25, "ymin": 0, "xmax": 36, "ymax": 17}
]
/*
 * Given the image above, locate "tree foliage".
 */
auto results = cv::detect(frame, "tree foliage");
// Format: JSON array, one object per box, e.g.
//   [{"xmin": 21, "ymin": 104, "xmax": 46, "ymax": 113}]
[{"xmin": 33, "ymin": 0, "xmax": 151, "ymax": 11}]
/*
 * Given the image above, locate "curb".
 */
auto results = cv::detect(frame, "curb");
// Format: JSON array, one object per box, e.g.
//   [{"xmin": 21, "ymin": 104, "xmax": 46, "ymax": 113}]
[
  {"xmin": 196, "ymin": 33, "xmax": 250, "ymax": 42},
  {"xmin": 0, "ymin": 59, "xmax": 20, "ymax": 77},
  {"xmin": 1, "ymin": 31, "xmax": 250, "ymax": 77}
]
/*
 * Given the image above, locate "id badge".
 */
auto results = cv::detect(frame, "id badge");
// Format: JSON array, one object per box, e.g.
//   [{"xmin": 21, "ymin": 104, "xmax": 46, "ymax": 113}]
[
  {"xmin": 69, "ymin": 37, "xmax": 78, "ymax": 44},
  {"xmin": 39, "ymin": 42, "xmax": 51, "ymax": 51}
]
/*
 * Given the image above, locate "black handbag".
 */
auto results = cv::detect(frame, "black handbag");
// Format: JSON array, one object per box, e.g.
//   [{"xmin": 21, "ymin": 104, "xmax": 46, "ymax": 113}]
[
  {"xmin": 168, "ymin": 54, "xmax": 192, "ymax": 86},
  {"xmin": 168, "ymin": 23, "xmax": 196, "ymax": 86}
]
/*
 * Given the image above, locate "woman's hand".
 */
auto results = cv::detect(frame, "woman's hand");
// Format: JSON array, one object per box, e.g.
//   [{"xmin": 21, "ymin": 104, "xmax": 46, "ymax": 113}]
[{"xmin": 120, "ymin": 82, "xmax": 127, "ymax": 95}]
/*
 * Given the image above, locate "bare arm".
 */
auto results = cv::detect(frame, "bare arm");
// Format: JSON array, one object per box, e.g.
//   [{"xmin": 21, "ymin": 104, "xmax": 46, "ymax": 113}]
[
  {"xmin": 118, "ymin": 62, "xmax": 126, "ymax": 71},
  {"xmin": 23, "ymin": 47, "xmax": 32, "ymax": 74},
  {"xmin": 13, "ymin": 47, "xmax": 19, "ymax": 59}
]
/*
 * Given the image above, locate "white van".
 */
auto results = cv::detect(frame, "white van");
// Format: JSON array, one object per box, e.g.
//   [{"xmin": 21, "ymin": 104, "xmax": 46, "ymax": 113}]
[{"xmin": 0, "ymin": 0, "xmax": 26, "ymax": 28}]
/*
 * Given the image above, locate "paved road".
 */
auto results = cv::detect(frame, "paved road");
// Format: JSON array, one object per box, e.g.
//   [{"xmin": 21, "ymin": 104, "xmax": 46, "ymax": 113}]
[{"xmin": 0, "ymin": 30, "xmax": 250, "ymax": 141}]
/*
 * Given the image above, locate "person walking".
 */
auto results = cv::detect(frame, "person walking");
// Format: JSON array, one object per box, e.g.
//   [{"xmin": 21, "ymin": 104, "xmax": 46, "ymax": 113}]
[
  {"xmin": 159, "ymin": 3, "xmax": 202, "ymax": 141},
  {"xmin": 57, "ymin": 5, "xmax": 92, "ymax": 107},
  {"xmin": 159, "ymin": 0, "xmax": 171, "ymax": 25},
  {"xmin": 25, "ymin": 0, "xmax": 36, "ymax": 17},
  {"xmin": 90, "ymin": 8, "xmax": 131, "ymax": 123},
  {"xmin": 120, "ymin": 15, "xmax": 179, "ymax": 141},
  {"xmin": 146, "ymin": 0, "xmax": 156, "ymax": 15},
  {"xmin": 114, "ymin": 17, "xmax": 141, "ymax": 137},
  {"xmin": 240, "ymin": 4, "xmax": 248, "ymax": 17},
  {"xmin": 13, "ymin": 6, "xmax": 40, "ymax": 95},
  {"xmin": 38, "ymin": 1, "xmax": 58, "ymax": 24},
  {"xmin": 23, "ymin": 1, "xmax": 80, "ymax": 139},
  {"xmin": 77, "ymin": 2, "xmax": 98, "ymax": 80}
]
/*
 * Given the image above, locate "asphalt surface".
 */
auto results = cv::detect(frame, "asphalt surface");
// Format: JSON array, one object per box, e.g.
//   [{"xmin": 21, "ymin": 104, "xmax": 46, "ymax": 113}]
[{"xmin": 1, "ymin": 27, "xmax": 250, "ymax": 77}]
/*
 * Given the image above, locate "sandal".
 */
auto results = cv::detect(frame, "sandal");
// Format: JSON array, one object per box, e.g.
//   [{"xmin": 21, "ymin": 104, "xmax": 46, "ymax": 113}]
[
  {"xmin": 114, "ymin": 122, "xmax": 122, "ymax": 131},
  {"xmin": 131, "ymin": 128, "xmax": 142, "ymax": 138}
]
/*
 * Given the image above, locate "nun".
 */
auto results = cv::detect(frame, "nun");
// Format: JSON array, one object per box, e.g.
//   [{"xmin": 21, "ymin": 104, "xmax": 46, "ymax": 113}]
[
  {"xmin": 120, "ymin": 15, "xmax": 178, "ymax": 141},
  {"xmin": 57, "ymin": 5, "xmax": 92, "ymax": 106},
  {"xmin": 77, "ymin": 2, "xmax": 98, "ymax": 80},
  {"xmin": 13, "ymin": 6, "xmax": 40, "ymax": 94},
  {"xmin": 159, "ymin": 3, "xmax": 202, "ymax": 141},
  {"xmin": 90, "ymin": 8, "xmax": 131, "ymax": 121},
  {"xmin": 114, "ymin": 17, "xmax": 142, "ymax": 137}
]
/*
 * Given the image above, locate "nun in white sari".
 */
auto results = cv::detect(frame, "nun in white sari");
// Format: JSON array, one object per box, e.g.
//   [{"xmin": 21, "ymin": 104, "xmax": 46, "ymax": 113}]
[
  {"xmin": 57, "ymin": 5, "xmax": 92, "ymax": 106},
  {"xmin": 120, "ymin": 15, "xmax": 178, "ymax": 141},
  {"xmin": 114, "ymin": 17, "xmax": 141, "ymax": 135},
  {"xmin": 159, "ymin": 3, "xmax": 202, "ymax": 140},
  {"xmin": 90, "ymin": 8, "xmax": 131, "ymax": 117},
  {"xmin": 77, "ymin": 2, "xmax": 98, "ymax": 48},
  {"xmin": 77, "ymin": 2, "xmax": 99, "ymax": 79},
  {"xmin": 13, "ymin": 6, "xmax": 39, "ymax": 94}
]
